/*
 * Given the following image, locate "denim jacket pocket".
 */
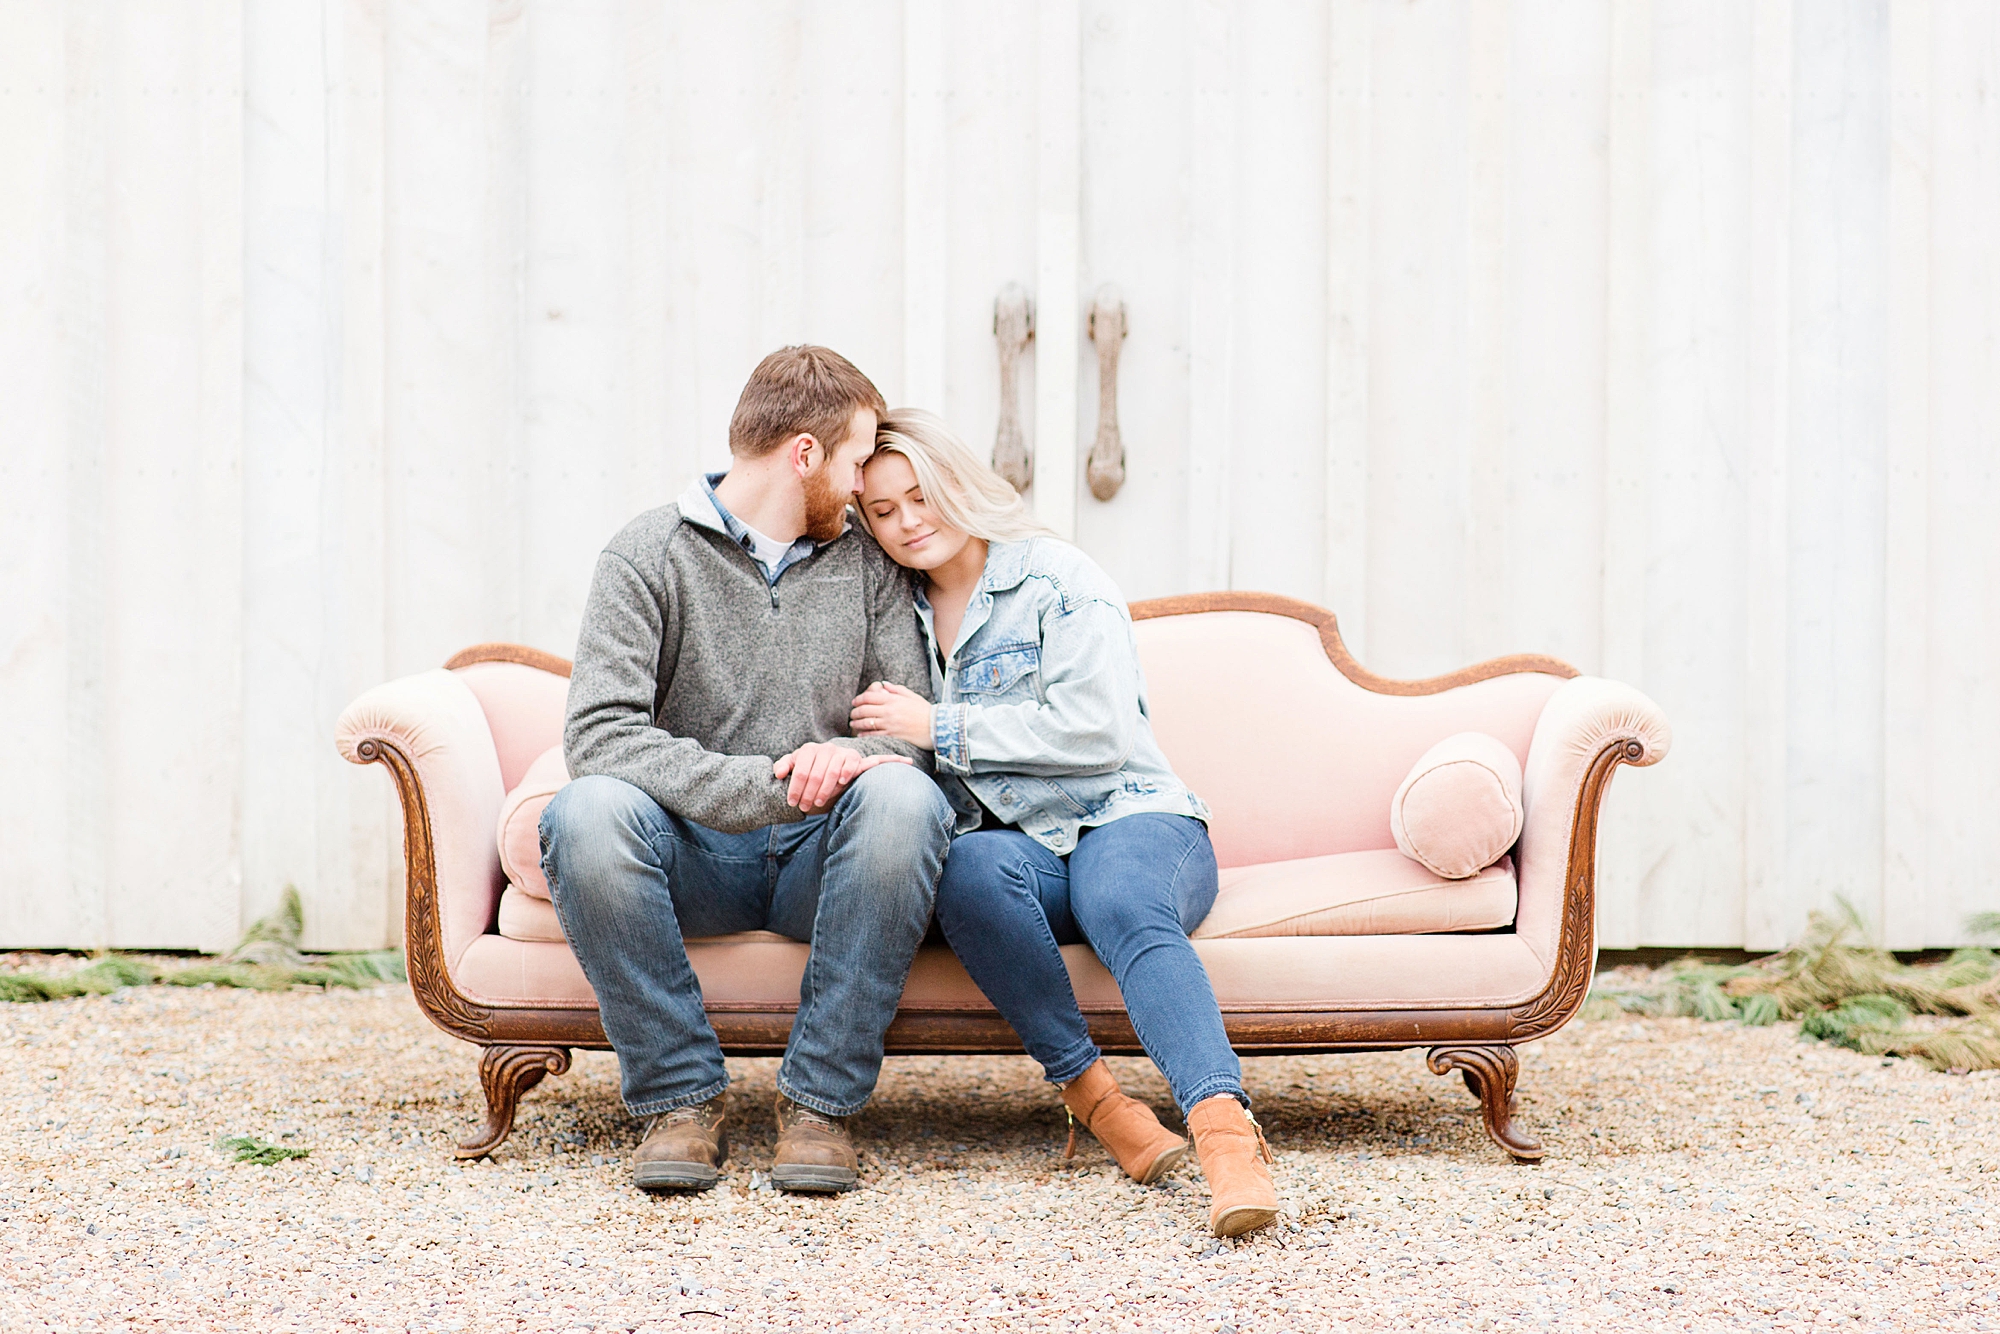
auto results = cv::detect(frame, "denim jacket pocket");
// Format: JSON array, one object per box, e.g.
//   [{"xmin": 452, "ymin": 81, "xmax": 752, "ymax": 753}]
[{"xmin": 953, "ymin": 643, "xmax": 1040, "ymax": 697}]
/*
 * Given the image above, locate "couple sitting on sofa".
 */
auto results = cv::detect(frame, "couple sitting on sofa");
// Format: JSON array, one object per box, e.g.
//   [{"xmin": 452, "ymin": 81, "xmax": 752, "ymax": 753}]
[{"xmin": 540, "ymin": 346, "xmax": 1278, "ymax": 1238}]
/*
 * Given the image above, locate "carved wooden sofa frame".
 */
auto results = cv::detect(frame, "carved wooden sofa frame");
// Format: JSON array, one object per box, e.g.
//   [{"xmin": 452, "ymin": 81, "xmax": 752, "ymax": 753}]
[{"xmin": 340, "ymin": 593, "xmax": 1666, "ymax": 1165}]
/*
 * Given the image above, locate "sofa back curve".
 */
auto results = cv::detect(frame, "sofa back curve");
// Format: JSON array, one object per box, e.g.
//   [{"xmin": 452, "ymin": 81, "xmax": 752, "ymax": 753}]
[
  {"xmin": 450, "ymin": 659, "xmax": 571, "ymax": 791},
  {"xmin": 1132, "ymin": 610, "xmax": 1570, "ymax": 870},
  {"xmin": 446, "ymin": 612, "xmax": 1577, "ymax": 879}
]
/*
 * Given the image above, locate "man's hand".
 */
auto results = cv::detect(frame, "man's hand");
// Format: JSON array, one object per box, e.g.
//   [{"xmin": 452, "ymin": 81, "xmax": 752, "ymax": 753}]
[
  {"xmin": 772, "ymin": 742, "xmax": 913, "ymax": 814},
  {"xmin": 849, "ymin": 681, "xmax": 936, "ymax": 750}
]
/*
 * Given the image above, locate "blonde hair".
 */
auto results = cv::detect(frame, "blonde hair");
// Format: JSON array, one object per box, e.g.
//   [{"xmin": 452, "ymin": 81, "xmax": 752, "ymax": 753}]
[{"xmin": 869, "ymin": 408, "xmax": 1054, "ymax": 543}]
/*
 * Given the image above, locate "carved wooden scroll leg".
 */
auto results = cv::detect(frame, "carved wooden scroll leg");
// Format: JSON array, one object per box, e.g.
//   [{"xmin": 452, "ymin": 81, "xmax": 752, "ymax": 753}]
[
  {"xmin": 457, "ymin": 1044, "xmax": 572, "ymax": 1160},
  {"xmin": 992, "ymin": 284, "xmax": 1035, "ymax": 493},
  {"xmin": 1085, "ymin": 284, "xmax": 1127, "ymax": 501},
  {"xmin": 1427, "ymin": 1044, "xmax": 1543, "ymax": 1163}
]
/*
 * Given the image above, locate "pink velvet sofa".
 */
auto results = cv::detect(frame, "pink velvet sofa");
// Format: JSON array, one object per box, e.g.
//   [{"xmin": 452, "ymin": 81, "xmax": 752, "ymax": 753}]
[{"xmin": 334, "ymin": 593, "xmax": 1669, "ymax": 1163}]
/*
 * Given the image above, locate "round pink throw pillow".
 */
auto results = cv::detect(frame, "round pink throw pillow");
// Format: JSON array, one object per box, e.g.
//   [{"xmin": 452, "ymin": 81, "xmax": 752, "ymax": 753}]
[{"xmin": 1389, "ymin": 732, "xmax": 1524, "ymax": 880}]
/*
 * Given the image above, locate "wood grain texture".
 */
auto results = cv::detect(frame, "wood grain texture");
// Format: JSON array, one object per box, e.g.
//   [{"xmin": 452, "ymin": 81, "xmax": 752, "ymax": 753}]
[
  {"xmin": 1130, "ymin": 593, "xmax": 1577, "ymax": 695},
  {"xmin": 8, "ymin": 4, "xmax": 1998, "ymax": 951},
  {"xmin": 444, "ymin": 643, "xmax": 575, "ymax": 678},
  {"xmin": 348, "ymin": 618, "xmax": 1640, "ymax": 1160}
]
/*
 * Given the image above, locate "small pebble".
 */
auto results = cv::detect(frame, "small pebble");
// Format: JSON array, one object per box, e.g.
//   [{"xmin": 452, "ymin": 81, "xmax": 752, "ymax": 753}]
[{"xmin": 0, "ymin": 975, "xmax": 1994, "ymax": 1329}]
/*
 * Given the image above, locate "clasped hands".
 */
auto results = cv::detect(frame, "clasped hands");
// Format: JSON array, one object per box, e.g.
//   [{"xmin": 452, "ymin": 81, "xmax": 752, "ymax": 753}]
[{"xmin": 771, "ymin": 682, "xmax": 935, "ymax": 815}]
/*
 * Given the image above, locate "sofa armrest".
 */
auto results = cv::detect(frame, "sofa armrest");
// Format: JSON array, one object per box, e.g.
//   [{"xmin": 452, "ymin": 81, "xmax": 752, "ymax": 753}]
[
  {"xmin": 336, "ymin": 669, "xmax": 508, "ymax": 982},
  {"xmin": 1513, "ymin": 677, "xmax": 1671, "ymax": 982}
]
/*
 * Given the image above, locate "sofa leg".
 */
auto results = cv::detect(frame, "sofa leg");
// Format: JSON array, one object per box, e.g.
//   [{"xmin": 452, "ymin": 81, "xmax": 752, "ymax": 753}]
[
  {"xmin": 457, "ymin": 1044, "xmax": 572, "ymax": 1161},
  {"xmin": 1426, "ymin": 1044, "xmax": 1543, "ymax": 1163}
]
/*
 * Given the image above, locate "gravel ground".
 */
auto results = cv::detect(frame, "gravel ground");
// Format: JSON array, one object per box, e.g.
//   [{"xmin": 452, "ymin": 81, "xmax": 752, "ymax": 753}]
[{"xmin": 3, "ymin": 979, "xmax": 1997, "ymax": 1333}]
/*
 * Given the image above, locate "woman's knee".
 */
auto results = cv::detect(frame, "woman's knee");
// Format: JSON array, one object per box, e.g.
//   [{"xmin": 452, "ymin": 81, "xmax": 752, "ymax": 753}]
[
  {"xmin": 936, "ymin": 832, "xmax": 1044, "ymax": 916},
  {"xmin": 938, "ymin": 832, "xmax": 1017, "ymax": 890}
]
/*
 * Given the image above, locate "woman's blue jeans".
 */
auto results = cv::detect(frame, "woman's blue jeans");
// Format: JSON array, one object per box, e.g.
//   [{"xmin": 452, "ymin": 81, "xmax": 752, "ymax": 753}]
[{"xmin": 935, "ymin": 812, "xmax": 1245, "ymax": 1113}]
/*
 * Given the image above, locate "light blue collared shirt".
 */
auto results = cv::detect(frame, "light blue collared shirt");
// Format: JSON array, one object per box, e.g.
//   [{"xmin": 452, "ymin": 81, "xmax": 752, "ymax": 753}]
[{"xmin": 700, "ymin": 472, "xmax": 820, "ymax": 587}]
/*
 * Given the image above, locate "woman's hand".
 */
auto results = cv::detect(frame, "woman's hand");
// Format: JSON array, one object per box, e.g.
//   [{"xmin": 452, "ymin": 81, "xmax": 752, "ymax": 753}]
[{"xmin": 850, "ymin": 681, "xmax": 936, "ymax": 750}]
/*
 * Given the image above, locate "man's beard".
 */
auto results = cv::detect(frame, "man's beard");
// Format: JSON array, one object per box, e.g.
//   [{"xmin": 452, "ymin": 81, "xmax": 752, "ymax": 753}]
[{"xmin": 802, "ymin": 460, "xmax": 850, "ymax": 543}]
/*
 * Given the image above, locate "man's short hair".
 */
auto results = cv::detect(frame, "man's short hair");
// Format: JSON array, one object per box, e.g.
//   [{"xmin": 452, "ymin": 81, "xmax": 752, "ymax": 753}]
[{"xmin": 728, "ymin": 346, "xmax": 888, "ymax": 459}]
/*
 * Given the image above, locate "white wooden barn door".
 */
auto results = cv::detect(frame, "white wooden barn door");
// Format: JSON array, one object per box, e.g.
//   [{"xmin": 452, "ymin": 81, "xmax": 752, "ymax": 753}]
[{"xmin": 4, "ymin": 1, "xmax": 1998, "ymax": 953}]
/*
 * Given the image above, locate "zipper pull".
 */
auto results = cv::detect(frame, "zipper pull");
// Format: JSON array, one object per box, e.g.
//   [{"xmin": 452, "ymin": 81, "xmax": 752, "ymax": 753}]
[{"xmin": 1245, "ymin": 1108, "xmax": 1274, "ymax": 1163}]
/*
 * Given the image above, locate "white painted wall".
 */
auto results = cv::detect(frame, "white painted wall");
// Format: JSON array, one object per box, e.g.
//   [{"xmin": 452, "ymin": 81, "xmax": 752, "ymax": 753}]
[{"xmin": 3, "ymin": 0, "xmax": 1995, "ymax": 952}]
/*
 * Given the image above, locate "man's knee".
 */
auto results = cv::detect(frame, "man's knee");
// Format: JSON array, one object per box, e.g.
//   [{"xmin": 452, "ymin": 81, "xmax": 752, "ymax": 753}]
[
  {"xmin": 540, "ymin": 776, "xmax": 664, "ymax": 890},
  {"xmin": 839, "ymin": 763, "xmax": 951, "ymax": 842}
]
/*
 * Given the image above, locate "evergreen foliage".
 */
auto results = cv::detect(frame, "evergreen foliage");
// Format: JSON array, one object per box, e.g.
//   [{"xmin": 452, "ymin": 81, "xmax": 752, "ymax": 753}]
[
  {"xmin": 0, "ymin": 887, "xmax": 405, "ymax": 1003},
  {"xmin": 1587, "ymin": 902, "xmax": 2000, "ymax": 1071}
]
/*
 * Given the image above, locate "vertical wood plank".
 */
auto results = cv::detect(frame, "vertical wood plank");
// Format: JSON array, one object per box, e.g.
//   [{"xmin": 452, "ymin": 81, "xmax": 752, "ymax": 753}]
[
  {"xmin": 99, "ymin": 0, "xmax": 245, "ymax": 947},
  {"xmin": 382, "ymin": 0, "xmax": 512, "ymax": 672},
  {"xmin": 1226, "ymin": 2, "xmax": 1325, "ymax": 604},
  {"xmin": 1634, "ymin": 0, "xmax": 1753, "ymax": 947},
  {"xmin": 1365, "ymin": 0, "xmax": 1468, "ymax": 676},
  {"xmin": 1503, "ymin": 0, "xmax": 1610, "ymax": 668},
  {"xmin": 1782, "ymin": 0, "xmax": 1889, "ymax": 950},
  {"xmin": 621, "ymin": 0, "xmax": 675, "ymax": 506},
  {"xmin": 801, "ymin": 1, "xmax": 903, "ymax": 383},
  {"xmin": 1034, "ymin": 0, "xmax": 1081, "ymax": 540},
  {"xmin": 335, "ymin": 0, "xmax": 394, "ymax": 946},
  {"xmin": 1881, "ymin": 0, "xmax": 1931, "ymax": 950},
  {"xmin": 1739, "ymin": 0, "xmax": 1793, "ymax": 951},
  {"xmin": 0, "ymin": 0, "xmax": 83, "ymax": 946},
  {"xmin": 1463, "ymin": 0, "xmax": 1509, "ymax": 656},
  {"xmin": 902, "ymin": 0, "xmax": 948, "ymax": 411},
  {"xmin": 1324, "ymin": 0, "xmax": 1371, "ymax": 657},
  {"xmin": 758, "ymin": 3, "xmax": 805, "ymax": 353},
  {"xmin": 1183, "ymin": 0, "xmax": 1233, "ymax": 589},
  {"xmin": 1073, "ymin": 0, "xmax": 1188, "ymax": 599},
  {"xmin": 941, "ymin": 3, "xmax": 1036, "ymax": 492},
  {"xmin": 62, "ymin": 0, "xmax": 109, "ymax": 949},
  {"xmin": 520, "ymin": 0, "xmax": 631, "ymax": 654},
  {"xmin": 244, "ymin": 0, "xmax": 338, "ymax": 945},
  {"xmin": 1596, "ymin": 0, "xmax": 1655, "ymax": 950},
  {"xmin": 1923, "ymin": 1, "xmax": 2000, "ymax": 947}
]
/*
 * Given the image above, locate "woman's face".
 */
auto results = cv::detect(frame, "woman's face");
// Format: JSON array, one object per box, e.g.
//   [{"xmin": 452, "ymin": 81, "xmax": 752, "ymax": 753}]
[{"xmin": 859, "ymin": 450, "xmax": 973, "ymax": 572}]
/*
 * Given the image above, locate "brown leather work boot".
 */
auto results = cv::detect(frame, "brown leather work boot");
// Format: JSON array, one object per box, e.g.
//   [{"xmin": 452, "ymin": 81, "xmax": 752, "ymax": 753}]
[
  {"xmin": 772, "ymin": 1096, "xmax": 859, "ymax": 1193},
  {"xmin": 1059, "ymin": 1060, "xmax": 1188, "ymax": 1185},
  {"xmin": 632, "ymin": 1095, "xmax": 728, "ymax": 1192},
  {"xmin": 1186, "ymin": 1094, "xmax": 1278, "ymax": 1237}
]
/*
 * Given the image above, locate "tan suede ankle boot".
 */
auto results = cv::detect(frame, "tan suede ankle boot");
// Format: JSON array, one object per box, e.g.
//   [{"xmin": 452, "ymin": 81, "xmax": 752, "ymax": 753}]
[
  {"xmin": 1059, "ymin": 1060, "xmax": 1188, "ymax": 1184},
  {"xmin": 1186, "ymin": 1095, "xmax": 1278, "ymax": 1237}
]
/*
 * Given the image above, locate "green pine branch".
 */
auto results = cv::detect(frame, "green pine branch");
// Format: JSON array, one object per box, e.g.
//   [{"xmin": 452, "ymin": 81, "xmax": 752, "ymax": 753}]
[{"xmin": 0, "ymin": 887, "xmax": 405, "ymax": 1003}]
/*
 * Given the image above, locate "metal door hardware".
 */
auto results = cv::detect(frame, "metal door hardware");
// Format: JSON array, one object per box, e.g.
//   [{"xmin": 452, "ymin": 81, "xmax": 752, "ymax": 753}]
[
  {"xmin": 1086, "ymin": 284, "xmax": 1127, "ymax": 501},
  {"xmin": 992, "ymin": 284, "xmax": 1034, "ymax": 493}
]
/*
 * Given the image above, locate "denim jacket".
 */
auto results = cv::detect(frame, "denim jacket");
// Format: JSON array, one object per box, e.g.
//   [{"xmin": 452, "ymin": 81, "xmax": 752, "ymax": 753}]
[{"xmin": 921, "ymin": 538, "xmax": 1210, "ymax": 854}]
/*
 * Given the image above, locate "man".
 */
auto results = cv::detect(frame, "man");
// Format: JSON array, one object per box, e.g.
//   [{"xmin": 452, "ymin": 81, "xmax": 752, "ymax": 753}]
[{"xmin": 541, "ymin": 346, "xmax": 951, "ymax": 1194}]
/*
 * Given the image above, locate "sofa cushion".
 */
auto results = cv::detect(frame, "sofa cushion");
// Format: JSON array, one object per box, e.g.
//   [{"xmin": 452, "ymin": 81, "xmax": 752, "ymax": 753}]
[
  {"xmin": 497, "ymin": 745, "xmax": 569, "ymax": 899},
  {"xmin": 497, "ymin": 885, "xmax": 567, "ymax": 943},
  {"xmin": 1135, "ymin": 611, "xmax": 1564, "ymax": 869},
  {"xmin": 451, "ymin": 932, "xmax": 1552, "ymax": 1013},
  {"xmin": 1389, "ymin": 732, "xmax": 1524, "ymax": 879},
  {"xmin": 452, "ymin": 660, "xmax": 570, "ymax": 792},
  {"xmin": 1191, "ymin": 847, "xmax": 1514, "ymax": 939}
]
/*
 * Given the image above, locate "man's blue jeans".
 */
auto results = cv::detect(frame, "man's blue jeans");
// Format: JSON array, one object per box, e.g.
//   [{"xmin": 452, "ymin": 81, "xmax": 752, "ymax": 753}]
[
  {"xmin": 539, "ymin": 765, "xmax": 952, "ymax": 1118},
  {"xmin": 934, "ymin": 813, "xmax": 1245, "ymax": 1113}
]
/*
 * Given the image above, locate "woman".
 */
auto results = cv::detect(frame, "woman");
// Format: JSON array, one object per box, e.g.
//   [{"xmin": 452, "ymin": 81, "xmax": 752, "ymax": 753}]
[{"xmin": 849, "ymin": 409, "xmax": 1277, "ymax": 1237}]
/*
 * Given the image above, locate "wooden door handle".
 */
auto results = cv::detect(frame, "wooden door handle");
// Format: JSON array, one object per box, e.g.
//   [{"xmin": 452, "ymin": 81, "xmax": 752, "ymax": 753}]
[
  {"xmin": 992, "ymin": 284, "xmax": 1034, "ymax": 493},
  {"xmin": 1086, "ymin": 284, "xmax": 1127, "ymax": 501}
]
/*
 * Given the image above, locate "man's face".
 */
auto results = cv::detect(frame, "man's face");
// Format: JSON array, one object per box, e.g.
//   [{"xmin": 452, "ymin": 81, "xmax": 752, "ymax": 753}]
[{"xmin": 801, "ymin": 407, "xmax": 877, "ymax": 543}]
